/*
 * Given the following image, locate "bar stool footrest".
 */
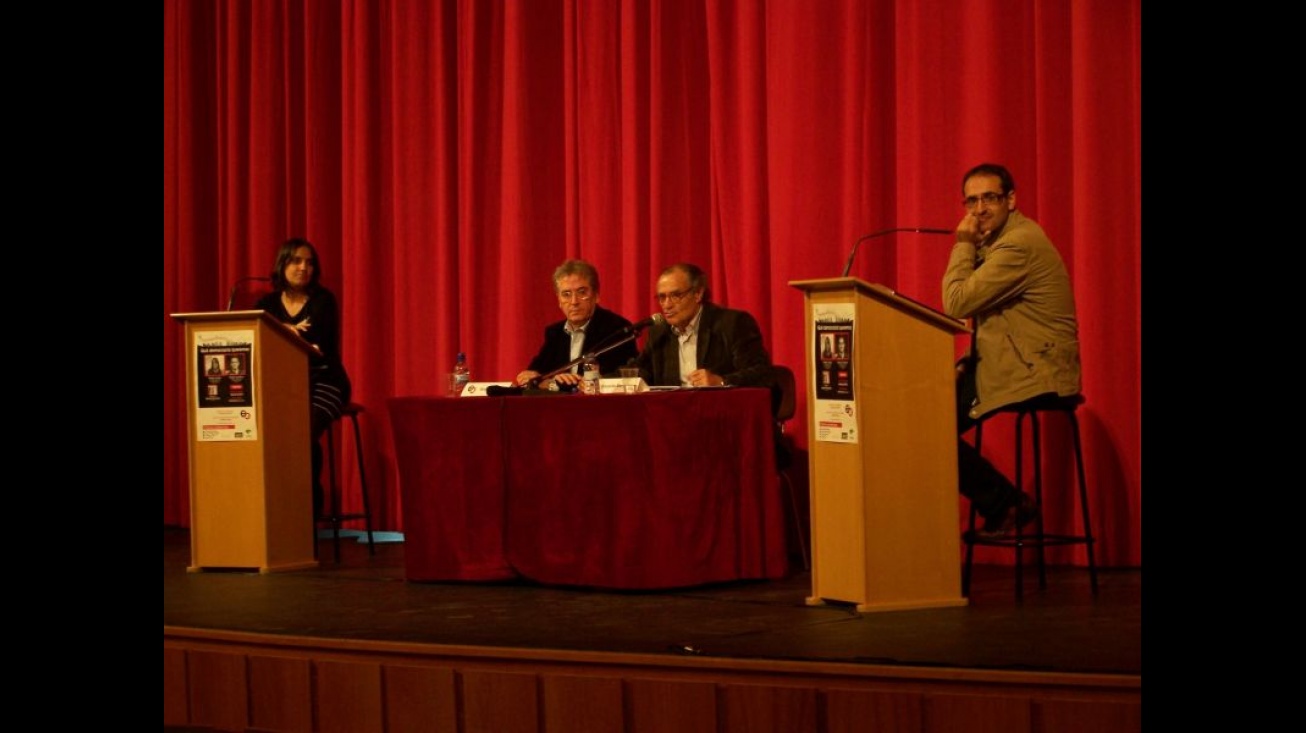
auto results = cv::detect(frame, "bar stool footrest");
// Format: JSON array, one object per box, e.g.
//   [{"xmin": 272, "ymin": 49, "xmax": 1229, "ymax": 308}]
[{"xmin": 967, "ymin": 533, "xmax": 1094, "ymax": 548}]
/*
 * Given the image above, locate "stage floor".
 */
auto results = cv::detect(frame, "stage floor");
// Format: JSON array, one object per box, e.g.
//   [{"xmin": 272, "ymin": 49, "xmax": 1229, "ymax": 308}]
[{"xmin": 163, "ymin": 527, "xmax": 1140, "ymax": 677}]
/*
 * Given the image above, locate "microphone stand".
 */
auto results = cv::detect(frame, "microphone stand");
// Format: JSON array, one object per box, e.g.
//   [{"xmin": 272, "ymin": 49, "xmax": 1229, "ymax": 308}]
[
  {"xmin": 226, "ymin": 276, "xmax": 272, "ymax": 311},
  {"xmin": 488, "ymin": 328, "xmax": 647, "ymax": 397},
  {"xmin": 840, "ymin": 227, "xmax": 953, "ymax": 278},
  {"xmin": 526, "ymin": 332, "xmax": 639, "ymax": 390}
]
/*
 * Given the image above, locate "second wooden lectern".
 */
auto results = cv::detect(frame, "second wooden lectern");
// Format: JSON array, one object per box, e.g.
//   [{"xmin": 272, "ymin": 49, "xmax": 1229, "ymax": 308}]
[
  {"xmin": 172, "ymin": 310, "xmax": 320, "ymax": 573},
  {"xmin": 790, "ymin": 277, "xmax": 970, "ymax": 611}
]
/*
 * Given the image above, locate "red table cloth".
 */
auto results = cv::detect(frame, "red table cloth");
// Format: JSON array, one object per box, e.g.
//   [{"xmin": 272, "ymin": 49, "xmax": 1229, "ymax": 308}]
[{"xmin": 389, "ymin": 388, "xmax": 789, "ymax": 589}]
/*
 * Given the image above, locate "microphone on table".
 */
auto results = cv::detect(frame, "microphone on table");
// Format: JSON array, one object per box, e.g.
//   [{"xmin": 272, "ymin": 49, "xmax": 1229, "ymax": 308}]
[
  {"xmin": 226, "ymin": 276, "xmax": 272, "ymax": 311},
  {"xmin": 839, "ymin": 227, "xmax": 954, "ymax": 278},
  {"xmin": 623, "ymin": 313, "xmax": 665, "ymax": 334},
  {"xmin": 499, "ymin": 316, "xmax": 662, "ymax": 397}
]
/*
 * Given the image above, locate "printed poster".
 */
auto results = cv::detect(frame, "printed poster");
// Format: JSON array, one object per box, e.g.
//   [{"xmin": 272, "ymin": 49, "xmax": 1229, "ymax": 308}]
[
  {"xmin": 812, "ymin": 303, "xmax": 857, "ymax": 443},
  {"xmin": 195, "ymin": 329, "xmax": 257, "ymax": 441}
]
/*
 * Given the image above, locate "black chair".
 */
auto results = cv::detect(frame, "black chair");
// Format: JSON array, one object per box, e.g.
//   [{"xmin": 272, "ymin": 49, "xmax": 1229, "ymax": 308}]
[
  {"xmin": 320, "ymin": 402, "xmax": 376, "ymax": 563},
  {"xmin": 962, "ymin": 393, "xmax": 1097, "ymax": 598},
  {"xmin": 772, "ymin": 365, "xmax": 809, "ymax": 571}
]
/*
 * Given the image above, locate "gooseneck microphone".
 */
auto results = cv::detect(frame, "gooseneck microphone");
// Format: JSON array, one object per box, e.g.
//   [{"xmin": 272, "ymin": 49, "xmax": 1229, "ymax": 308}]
[
  {"xmin": 840, "ymin": 227, "xmax": 954, "ymax": 278},
  {"xmin": 623, "ymin": 313, "xmax": 665, "ymax": 333},
  {"xmin": 226, "ymin": 276, "xmax": 272, "ymax": 311},
  {"xmin": 521, "ymin": 316, "xmax": 659, "ymax": 392}
]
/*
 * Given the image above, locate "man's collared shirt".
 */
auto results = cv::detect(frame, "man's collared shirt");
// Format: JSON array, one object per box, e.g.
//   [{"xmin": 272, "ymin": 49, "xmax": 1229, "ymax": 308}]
[
  {"xmin": 564, "ymin": 320, "xmax": 589, "ymax": 373},
  {"xmin": 672, "ymin": 308, "xmax": 704, "ymax": 386}
]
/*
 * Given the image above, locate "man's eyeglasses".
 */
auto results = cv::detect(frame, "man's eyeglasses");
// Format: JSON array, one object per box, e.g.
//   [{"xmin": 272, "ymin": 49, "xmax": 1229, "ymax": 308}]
[
  {"xmin": 558, "ymin": 288, "xmax": 593, "ymax": 302},
  {"xmin": 656, "ymin": 289, "xmax": 694, "ymax": 304},
  {"xmin": 962, "ymin": 191, "xmax": 1007, "ymax": 210}
]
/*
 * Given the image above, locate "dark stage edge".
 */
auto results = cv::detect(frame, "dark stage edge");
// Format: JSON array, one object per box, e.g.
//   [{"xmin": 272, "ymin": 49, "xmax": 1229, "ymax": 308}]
[{"xmin": 163, "ymin": 527, "xmax": 1140, "ymax": 677}]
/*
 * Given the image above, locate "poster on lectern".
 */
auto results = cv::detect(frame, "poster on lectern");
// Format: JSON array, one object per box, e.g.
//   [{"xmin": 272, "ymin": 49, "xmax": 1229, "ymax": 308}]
[
  {"xmin": 812, "ymin": 303, "xmax": 857, "ymax": 443},
  {"xmin": 194, "ymin": 329, "xmax": 257, "ymax": 442}
]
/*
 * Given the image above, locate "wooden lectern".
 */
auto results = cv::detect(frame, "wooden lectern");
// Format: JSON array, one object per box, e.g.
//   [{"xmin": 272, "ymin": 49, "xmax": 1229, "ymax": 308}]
[
  {"xmin": 789, "ymin": 278, "xmax": 970, "ymax": 611},
  {"xmin": 171, "ymin": 310, "xmax": 319, "ymax": 573}
]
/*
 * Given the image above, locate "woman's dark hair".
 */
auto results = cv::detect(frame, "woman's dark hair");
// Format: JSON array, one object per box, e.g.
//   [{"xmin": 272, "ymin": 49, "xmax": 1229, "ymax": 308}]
[{"xmin": 270, "ymin": 237, "xmax": 322, "ymax": 291}]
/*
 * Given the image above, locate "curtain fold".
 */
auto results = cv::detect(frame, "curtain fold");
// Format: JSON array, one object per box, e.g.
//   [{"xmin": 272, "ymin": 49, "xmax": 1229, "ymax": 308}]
[{"xmin": 164, "ymin": 0, "xmax": 1142, "ymax": 567}]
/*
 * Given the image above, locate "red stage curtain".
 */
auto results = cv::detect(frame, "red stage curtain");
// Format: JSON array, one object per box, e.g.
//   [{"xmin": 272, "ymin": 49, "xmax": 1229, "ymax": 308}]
[{"xmin": 164, "ymin": 0, "xmax": 1141, "ymax": 567}]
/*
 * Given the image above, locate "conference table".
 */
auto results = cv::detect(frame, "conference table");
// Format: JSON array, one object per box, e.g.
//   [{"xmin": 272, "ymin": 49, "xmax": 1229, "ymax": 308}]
[{"xmin": 388, "ymin": 387, "xmax": 790, "ymax": 590}]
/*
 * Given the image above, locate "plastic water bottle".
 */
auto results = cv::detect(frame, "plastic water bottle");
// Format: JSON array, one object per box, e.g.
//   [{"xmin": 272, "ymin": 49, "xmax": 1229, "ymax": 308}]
[
  {"xmin": 580, "ymin": 360, "xmax": 600, "ymax": 395},
  {"xmin": 451, "ymin": 352, "xmax": 470, "ymax": 396}
]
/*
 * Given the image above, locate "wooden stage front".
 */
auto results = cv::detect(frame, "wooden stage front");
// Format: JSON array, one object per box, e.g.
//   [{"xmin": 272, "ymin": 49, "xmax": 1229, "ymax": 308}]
[{"xmin": 163, "ymin": 527, "xmax": 1141, "ymax": 732}]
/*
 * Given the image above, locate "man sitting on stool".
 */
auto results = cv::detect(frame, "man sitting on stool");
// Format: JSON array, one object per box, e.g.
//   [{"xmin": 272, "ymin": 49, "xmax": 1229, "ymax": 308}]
[{"xmin": 942, "ymin": 162, "xmax": 1082, "ymax": 539}]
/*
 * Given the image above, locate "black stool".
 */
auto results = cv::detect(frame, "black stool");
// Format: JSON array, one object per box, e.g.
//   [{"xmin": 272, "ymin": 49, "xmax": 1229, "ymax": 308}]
[
  {"xmin": 320, "ymin": 402, "xmax": 375, "ymax": 563},
  {"xmin": 962, "ymin": 393, "xmax": 1097, "ymax": 598}
]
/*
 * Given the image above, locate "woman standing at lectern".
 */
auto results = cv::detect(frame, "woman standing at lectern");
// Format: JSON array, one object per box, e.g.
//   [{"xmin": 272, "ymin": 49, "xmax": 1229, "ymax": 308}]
[{"xmin": 255, "ymin": 237, "xmax": 352, "ymax": 520}]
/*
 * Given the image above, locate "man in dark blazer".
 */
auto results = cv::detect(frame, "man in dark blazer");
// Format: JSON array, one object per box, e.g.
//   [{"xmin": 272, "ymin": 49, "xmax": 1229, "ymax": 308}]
[
  {"xmin": 516, "ymin": 259, "xmax": 639, "ymax": 389},
  {"xmin": 635, "ymin": 263, "xmax": 774, "ymax": 390}
]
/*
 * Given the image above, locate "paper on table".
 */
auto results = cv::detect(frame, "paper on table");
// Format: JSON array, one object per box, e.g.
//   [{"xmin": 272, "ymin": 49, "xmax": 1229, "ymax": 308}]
[
  {"xmin": 459, "ymin": 381, "xmax": 514, "ymax": 397},
  {"xmin": 598, "ymin": 377, "xmax": 648, "ymax": 394}
]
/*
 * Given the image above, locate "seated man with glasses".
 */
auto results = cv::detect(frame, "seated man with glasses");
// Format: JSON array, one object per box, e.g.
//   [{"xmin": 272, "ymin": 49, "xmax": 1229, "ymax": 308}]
[
  {"xmin": 943, "ymin": 162, "xmax": 1082, "ymax": 539},
  {"xmin": 634, "ymin": 262, "xmax": 775, "ymax": 390},
  {"xmin": 515, "ymin": 259, "xmax": 639, "ymax": 390}
]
